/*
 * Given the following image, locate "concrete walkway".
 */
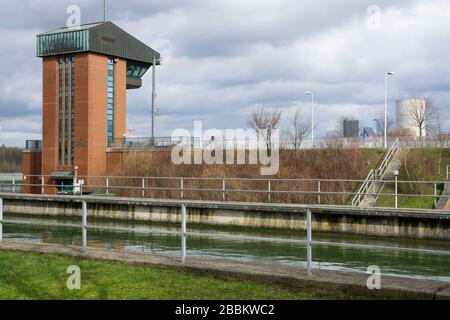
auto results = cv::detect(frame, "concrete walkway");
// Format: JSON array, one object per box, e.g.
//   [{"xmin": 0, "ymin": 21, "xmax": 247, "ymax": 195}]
[
  {"xmin": 0, "ymin": 241, "xmax": 449, "ymax": 300},
  {"xmin": 2, "ymin": 192, "xmax": 450, "ymax": 218}
]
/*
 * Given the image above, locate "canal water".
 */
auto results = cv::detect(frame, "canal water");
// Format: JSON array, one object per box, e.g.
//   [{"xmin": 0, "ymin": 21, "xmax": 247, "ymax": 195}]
[{"xmin": 2, "ymin": 213, "xmax": 450, "ymax": 282}]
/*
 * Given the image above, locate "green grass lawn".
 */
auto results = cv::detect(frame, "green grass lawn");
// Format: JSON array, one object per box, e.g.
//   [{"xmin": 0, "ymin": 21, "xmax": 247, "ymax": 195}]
[
  {"xmin": 0, "ymin": 251, "xmax": 361, "ymax": 300},
  {"xmin": 375, "ymin": 184, "xmax": 437, "ymax": 209}
]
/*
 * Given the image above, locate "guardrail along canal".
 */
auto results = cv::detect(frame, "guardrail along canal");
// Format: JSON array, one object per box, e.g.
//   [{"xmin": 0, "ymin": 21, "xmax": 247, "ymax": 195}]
[{"xmin": 2, "ymin": 213, "xmax": 450, "ymax": 282}]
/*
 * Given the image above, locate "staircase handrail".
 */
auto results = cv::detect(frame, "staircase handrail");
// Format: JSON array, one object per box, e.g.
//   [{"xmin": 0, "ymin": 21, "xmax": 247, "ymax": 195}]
[
  {"xmin": 351, "ymin": 138, "xmax": 400, "ymax": 206},
  {"xmin": 376, "ymin": 138, "xmax": 399, "ymax": 178},
  {"xmin": 351, "ymin": 169, "xmax": 376, "ymax": 206}
]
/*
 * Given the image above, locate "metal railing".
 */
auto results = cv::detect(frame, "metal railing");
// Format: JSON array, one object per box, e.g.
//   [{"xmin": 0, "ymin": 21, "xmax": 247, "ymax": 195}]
[
  {"xmin": 0, "ymin": 174, "xmax": 23, "ymax": 194},
  {"xmin": 23, "ymin": 136, "xmax": 450, "ymax": 152},
  {"xmin": 351, "ymin": 169, "xmax": 376, "ymax": 207},
  {"xmin": 376, "ymin": 138, "xmax": 400, "ymax": 178},
  {"xmin": 107, "ymin": 136, "xmax": 200, "ymax": 149},
  {"xmin": 351, "ymin": 139, "xmax": 399, "ymax": 206},
  {"xmin": 281, "ymin": 136, "xmax": 450, "ymax": 150},
  {"xmin": 8, "ymin": 173, "xmax": 450, "ymax": 209},
  {"xmin": 0, "ymin": 199, "xmax": 449, "ymax": 277}
]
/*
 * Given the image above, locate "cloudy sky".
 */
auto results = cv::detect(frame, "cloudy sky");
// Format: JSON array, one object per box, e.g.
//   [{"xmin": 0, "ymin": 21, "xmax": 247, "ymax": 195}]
[{"xmin": 0, "ymin": 0, "xmax": 449, "ymax": 146}]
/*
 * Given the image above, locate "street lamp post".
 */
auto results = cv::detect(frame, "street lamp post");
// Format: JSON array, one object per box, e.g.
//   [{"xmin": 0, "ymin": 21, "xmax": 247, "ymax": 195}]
[
  {"xmin": 305, "ymin": 91, "xmax": 314, "ymax": 148},
  {"xmin": 151, "ymin": 57, "xmax": 162, "ymax": 141},
  {"xmin": 103, "ymin": 0, "xmax": 107, "ymax": 21},
  {"xmin": 151, "ymin": 56, "xmax": 156, "ymax": 140},
  {"xmin": 384, "ymin": 72, "xmax": 395, "ymax": 149}
]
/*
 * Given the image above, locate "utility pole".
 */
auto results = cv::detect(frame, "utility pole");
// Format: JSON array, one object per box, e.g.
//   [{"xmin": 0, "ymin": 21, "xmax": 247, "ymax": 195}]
[
  {"xmin": 151, "ymin": 56, "xmax": 156, "ymax": 139},
  {"xmin": 305, "ymin": 91, "xmax": 314, "ymax": 148},
  {"xmin": 103, "ymin": 0, "xmax": 107, "ymax": 21}
]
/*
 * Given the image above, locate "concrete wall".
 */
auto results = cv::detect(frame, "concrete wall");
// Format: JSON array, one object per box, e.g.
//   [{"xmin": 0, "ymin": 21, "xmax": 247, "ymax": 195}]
[
  {"xmin": 436, "ymin": 182, "xmax": 450, "ymax": 210},
  {"xmin": 2, "ymin": 195, "xmax": 449, "ymax": 240}
]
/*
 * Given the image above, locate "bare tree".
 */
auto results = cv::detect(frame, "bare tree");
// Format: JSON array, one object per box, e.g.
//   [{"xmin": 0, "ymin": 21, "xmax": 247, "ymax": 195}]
[
  {"xmin": 374, "ymin": 116, "xmax": 394, "ymax": 136},
  {"xmin": 435, "ymin": 108, "xmax": 446, "ymax": 148},
  {"xmin": 407, "ymin": 97, "xmax": 438, "ymax": 140},
  {"xmin": 286, "ymin": 107, "xmax": 311, "ymax": 149},
  {"xmin": 334, "ymin": 117, "xmax": 345, "ymax": 138},
  {"xmin": 247, "ymin": 106, "xmax": 282, "ymax": 150}
]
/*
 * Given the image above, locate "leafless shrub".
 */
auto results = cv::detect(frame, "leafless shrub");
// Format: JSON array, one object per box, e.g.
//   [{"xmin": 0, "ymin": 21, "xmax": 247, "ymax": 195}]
[
  {"xmin": 286, "ymin": 107, "xmax": 311, "ymax": 150},
  {"xmin": 0, "ymin": 145, "xmax": 22, "ymax": 172},
  {"xmin": 374, "ymin": 116, "xmax": 394, "ymax": 136},
  {"xmin": 111, "ymin": 148, "xmax": 380, "ymax": 206}
]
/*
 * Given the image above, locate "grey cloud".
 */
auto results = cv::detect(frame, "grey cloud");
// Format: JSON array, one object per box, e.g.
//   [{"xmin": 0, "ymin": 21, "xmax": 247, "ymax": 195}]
[
  {"xmin": 0, "ymin": 0, "xmax": 188, "ymax": 30},
  {"xmin": 0, "ymin": 0, "xmax": 450, "ymax": 147}
]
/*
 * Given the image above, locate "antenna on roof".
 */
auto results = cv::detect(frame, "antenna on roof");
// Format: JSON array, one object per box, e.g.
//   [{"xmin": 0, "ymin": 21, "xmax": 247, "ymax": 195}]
[{"xmin": 103, "ymin": 0, "xmax": 107, "ymax": 22}]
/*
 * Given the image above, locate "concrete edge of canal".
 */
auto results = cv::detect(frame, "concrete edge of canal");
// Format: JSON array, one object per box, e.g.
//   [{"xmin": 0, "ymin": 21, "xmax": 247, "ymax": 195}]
[
  {"xmin": 2, "ymin": 193, "xmax": 450, "ymax": 239},
  {"xmin": 0, "ymin": 241, "xmax": 449, "ymax": 300}
]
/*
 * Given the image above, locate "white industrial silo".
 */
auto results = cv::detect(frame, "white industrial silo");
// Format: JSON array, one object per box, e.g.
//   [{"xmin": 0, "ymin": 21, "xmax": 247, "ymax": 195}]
[{"xmin": 395, "ymin": 98, "xmax": 427, "ymax": 137}]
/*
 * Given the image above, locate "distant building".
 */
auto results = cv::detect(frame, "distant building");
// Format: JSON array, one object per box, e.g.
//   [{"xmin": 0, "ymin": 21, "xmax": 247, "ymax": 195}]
[
  {"xmin": 396, "ymin": 98, "xmax": 427, "ymax": 137},
  {"xmin": 23, "ymin": 22, "xmax": 161, "ymax": 194},
  {"xmin": 343, "ymin": 119, "xmax": 359, "ymax": 138}
]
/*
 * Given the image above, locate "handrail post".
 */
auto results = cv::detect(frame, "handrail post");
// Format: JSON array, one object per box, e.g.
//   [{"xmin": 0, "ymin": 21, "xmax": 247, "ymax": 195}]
[
  {"xmin": 181, "ymin": 204, "xmax": 187, "ymax": 263},
  {"xmin": 106, "ymin": 177, "xmax": 109, "ymax": 195},
  {"xmin": 306, "ymin": 209, "xmax": 312, "ymax": 276},
  {"xmin": 141, "ymin": 178, "xmax": 145, "ymax": 198},
  {"xmin": 12, "ymin": 177, "xmax": 15, "ymax": 193},
  {"xmin": 434, "ymin": 183, "xmax": 437, "ymax": 208},
  {"xmin": 0, "ymin": 197, "xmax": 3, "ymax": 241},
  {"xmin": 222, "ymin": 179, "xmax": 226, "ymax": 201},
  {"xmin": 180, "ymin": 178, "xmax": 184, "ymax": 200},
  {"xmin": 41, "ymin": 176, "xmax": 45, "ymax": 194},
  {"xmin": 317, "ymin": 180, "xmax": 321, "ymax": 205},
  {"xmin": 373, "ymin": 170, "xmax": 376, "ymax": 194},
  {"xmin": 82, "ymin": 201, "xmax": 87, "ymax": 253},
  {"xmin": 395, "ymin": 175, "xmax": 398, "ymax": 209},
  {"xmin": 268, "ymin": 180, "xmax": 271, "ymax": 202}
]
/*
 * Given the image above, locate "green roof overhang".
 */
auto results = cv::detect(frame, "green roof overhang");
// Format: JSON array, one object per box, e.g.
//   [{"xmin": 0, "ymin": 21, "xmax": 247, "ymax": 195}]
[
  {"xmin": 51, "ymin": 170, "xmax": 73, "ymax": 180},
  {"xmin": 36, "ymin": 21, "xmax": 161, "ymax": 66},
  {"xmin": 126, "ymin": 77, "xmax": 142, "ymax": 90}
]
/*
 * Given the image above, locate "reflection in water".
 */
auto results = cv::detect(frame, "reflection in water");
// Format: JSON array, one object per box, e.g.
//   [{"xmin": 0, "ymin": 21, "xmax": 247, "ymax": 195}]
[{"xmin": 3, "ymin": 214, "xmax": 450, "ymax": 282}]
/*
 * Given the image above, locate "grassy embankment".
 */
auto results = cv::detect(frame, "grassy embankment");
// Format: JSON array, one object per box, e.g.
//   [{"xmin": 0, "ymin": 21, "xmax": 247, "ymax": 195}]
[
  {"xmin": 3, "ymin": 144, "xmax": 448, "ymax": 209},
  {"xmin": 0, "ymin": 250, "xmax": 367, "ymax": 300},
  {"xmin": 111, "ymin": 148, "xmax": 384, "ymax": 206},
  {"xmin": 115, "ymin": 147, "xmax": 450, "ymax": 209}
]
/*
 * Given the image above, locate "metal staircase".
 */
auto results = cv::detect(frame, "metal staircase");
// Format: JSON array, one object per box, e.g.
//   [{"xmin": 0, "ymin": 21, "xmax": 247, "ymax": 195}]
[{"xmin": 352, "ymin": 139, "xmax": 408, "ymax": 207}]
